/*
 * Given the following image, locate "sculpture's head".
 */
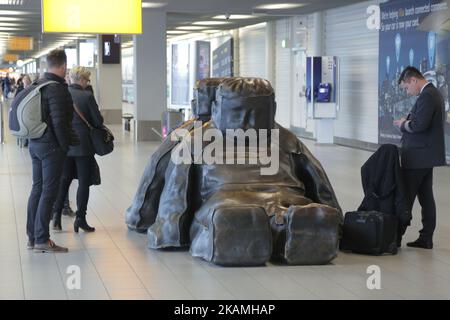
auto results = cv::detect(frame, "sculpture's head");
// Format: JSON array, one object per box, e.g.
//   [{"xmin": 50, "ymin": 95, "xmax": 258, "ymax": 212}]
[
  {"xmin": 212, "ymin": 77, "xmax": 276, "ymax": 132},
  {"xmin": 192, "ymin": 78, "xmax": 224, "ymax": 121}
]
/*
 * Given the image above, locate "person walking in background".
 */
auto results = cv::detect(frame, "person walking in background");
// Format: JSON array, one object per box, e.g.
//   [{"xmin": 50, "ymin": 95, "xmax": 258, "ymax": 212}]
[
  {"xmin": 52, "ymin": 66, "xmax": 103, "ymax": 233},
  {"xmin": 2, "ymin": 73, "xmax": 12, "ymax": 98},
  {"xmin": 16, "ymin": 74, "xmax": 33, "ymax": 147},
  {"xmin": 27, "ymin": 49, "xmax": 78, "ymax": 253},
  {"xmin": 394, "ymin": 66, "xmax": 446, "ymax": 249},
  {"xmin": 22, "ymin": 74, "xmax": 31, "ymax": 88},
  {"xmin": 15, "ymin": 76, "xmax": 24, "ymax": 97},
  {"xmin": 15, "ymin": 74, "xmax": 31, "ymax": 97}
]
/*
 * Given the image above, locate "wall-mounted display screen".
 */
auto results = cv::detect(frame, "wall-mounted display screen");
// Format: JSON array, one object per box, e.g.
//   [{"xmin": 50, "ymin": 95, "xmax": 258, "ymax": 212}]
[{"xmin": 102, "ymin": 35, "xmax": 121, "ymax": 64}]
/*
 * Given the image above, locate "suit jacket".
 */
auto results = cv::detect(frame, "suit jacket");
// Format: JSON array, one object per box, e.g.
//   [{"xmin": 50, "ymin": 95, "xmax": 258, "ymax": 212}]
[
  {"xmin": 400, "ymin": 83, "xmax": 446, "ymax": 169},
  {"xmin": 68, "ymin": 84, "xmax": 104, "ymax": 157}
]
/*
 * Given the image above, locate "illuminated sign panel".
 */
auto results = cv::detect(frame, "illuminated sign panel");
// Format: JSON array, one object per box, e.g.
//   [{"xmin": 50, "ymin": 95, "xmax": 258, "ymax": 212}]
[
  {"xmin": 3, "ymin": 54, "xmax": 19, "ymax": 62},
  {"xmin": 42, "ymin": 0, "xmax": 142, "ymax": 34},
  {"xmin": 8, "ymin": 37, "xmax": 34, "ymax": 51}
]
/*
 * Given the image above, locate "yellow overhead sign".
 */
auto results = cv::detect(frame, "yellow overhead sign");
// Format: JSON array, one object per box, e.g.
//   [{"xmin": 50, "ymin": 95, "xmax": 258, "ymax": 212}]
[
  {"xmin": 8, "ymin": 37, "xmax": 34, "ymax": 51},
  {"xmin": 42, "ymin": 0, "xmax": 142, "ymax": 34},
  {"xmin": 3, "ymin": 54, "xmax": 19, "ymax": 62}
]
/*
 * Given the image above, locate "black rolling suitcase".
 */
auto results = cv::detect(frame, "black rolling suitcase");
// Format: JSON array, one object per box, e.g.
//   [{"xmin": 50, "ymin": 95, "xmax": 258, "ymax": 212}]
[{"xmin": 340, "ymin": 211, "xmax": 398, "ymax": 255}]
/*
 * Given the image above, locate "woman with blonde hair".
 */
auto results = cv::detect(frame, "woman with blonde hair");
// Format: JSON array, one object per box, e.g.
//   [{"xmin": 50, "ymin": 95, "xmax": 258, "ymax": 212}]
[{"xmin": 53, "ymin": 66, "xmax": 104, "ymax": 232}]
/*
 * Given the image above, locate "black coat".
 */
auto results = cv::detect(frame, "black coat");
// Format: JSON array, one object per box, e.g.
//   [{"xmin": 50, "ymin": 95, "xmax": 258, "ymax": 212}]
[
  {"xmin": 400, "ymin": 83, "xmax": 446, "ymax": 169},
  {"xmin": 68, "ymin": 84, "xmax": 104, "ymax": 157},
  {"xmin": 33, "ymin": 73, "xmax": 74, "ymax": 152},
  {"xmin": 358, "ymin": 144, "xmax": 411, "ymax": 226}
]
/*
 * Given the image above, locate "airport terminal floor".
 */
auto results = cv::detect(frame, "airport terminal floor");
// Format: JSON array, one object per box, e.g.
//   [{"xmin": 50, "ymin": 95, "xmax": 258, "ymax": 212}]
[{"xmin": 1, "ymin": 123, "xmax": 450, "ymax": 300}]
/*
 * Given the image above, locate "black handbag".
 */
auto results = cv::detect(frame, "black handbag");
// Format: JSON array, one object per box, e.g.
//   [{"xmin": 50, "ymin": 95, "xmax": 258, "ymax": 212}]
[{"xmin": 73, "ymin": 104, "xmax": 114, "ymax": 156}]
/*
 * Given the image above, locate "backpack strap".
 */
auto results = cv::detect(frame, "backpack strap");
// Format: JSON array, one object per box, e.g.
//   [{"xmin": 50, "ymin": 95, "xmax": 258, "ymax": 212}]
[
  {"xmin": 36, "ymin": 80, "xmax": 60, "ymax": 123},
  {"xmin": 34, "ymin": 79, "xmax": 59, "ymax": 90},
  {"xmin": 73, "ymin": 104, "xmax": 93, "ymax": 130}
]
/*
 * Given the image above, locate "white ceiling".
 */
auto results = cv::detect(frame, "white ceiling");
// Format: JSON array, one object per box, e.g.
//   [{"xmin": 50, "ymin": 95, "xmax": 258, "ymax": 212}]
[{"xmin": 0, "ymin": 0, "xmax": 366, "ymax": 68}]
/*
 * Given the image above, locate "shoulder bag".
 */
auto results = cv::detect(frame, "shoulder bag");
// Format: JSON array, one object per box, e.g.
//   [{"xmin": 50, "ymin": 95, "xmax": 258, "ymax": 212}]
[{"xmin": 73, "ymin": 104, "xmax": 114, "ymax": 156}]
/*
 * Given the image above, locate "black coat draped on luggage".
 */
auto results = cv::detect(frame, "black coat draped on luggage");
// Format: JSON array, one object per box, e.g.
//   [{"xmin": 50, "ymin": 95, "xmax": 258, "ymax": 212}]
[{"xmin": 358, "ymin": 144, "xmax": 411, "ymax": 227}]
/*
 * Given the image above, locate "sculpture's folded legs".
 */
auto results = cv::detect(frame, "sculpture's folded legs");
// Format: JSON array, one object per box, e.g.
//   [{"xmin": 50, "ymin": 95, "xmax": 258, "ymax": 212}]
[
  {"xmin": 271, "ymin": 204, "xmax": 341, "ymax": 265},
  {"xmin": 190, "ymin": 205, "xmax": 272, "ymax": 266}
]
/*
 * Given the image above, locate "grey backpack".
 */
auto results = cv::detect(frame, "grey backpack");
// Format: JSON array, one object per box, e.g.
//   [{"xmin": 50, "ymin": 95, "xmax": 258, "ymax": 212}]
[{"xmin": 8, "ymin": 80, "xmax": 58, "ymax": 139}]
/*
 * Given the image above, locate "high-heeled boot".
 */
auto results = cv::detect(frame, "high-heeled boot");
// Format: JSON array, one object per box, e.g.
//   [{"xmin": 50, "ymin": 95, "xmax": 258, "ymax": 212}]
[
  {"xmin": 74, "ymin": 212, "xmax": 95, "ymax": 233},
  {"xmin": 52, "ymin": 211, "xmax": 62, "ymax": 231}
]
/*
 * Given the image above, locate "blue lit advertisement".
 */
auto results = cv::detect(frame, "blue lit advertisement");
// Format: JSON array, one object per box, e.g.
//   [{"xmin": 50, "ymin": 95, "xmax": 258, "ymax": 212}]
[
  {"xmin": 212, "ymin": 38, "xmax": 234, "ymax": 78},
  {"xmin": 378, "ymin": 0, "xmax": 450, "ymax": 161},
  {"xmin": 196, "ymin": 41, "xmax": 211, "ymax": 81},
  {"xmin": 171, "ymin": 43, "xmax": 190, "ymax": 106}
]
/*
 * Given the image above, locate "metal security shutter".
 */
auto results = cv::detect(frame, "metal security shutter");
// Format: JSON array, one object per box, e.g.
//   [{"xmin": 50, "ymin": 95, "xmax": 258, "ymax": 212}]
[
  {"xmin": 275, "ymin": 19, "xmax": 292, "ymax": 128},
  {"xmin": 238, "ymin": 25, "xmax": 266, "ymax": 78},
  {"xmin": 324, "ymin": 0, "xmax": 381, "ymax": 144}
]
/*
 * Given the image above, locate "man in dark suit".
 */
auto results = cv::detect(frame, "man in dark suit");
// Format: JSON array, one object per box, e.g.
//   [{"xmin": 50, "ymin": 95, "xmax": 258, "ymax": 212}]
[{"xmin": 394, "ymin": 66, "xmax": 446, "ymax": 249}]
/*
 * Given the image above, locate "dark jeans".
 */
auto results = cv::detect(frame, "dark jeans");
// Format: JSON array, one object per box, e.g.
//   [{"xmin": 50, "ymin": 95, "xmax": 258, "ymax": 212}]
[
  {"xmin": 402, "ymin": 168, "xmax": 436, "ymax": 240},
  {"xmin": 27, "ymin": 142, "xmax": 66, "ymax": 244},
  {"xmin": 54, "ymin": 156, "xmax": 92, "ymax": 215},
  {"xmin": 53, "ymin": 179, "xmax": 72, "ymax": 212}
]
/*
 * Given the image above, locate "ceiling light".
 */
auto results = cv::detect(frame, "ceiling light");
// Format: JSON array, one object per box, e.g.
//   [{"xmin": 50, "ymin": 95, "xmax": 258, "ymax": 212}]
[
  {"xmin": 167, "ymin": 30, "xmax": 188, "ymax": 34},
  {"xmin": 0, "ymin": 0, "xmax": 24, "ymax": 5},
  {"xmin": 142, "ymin": 2, "xmax": 166, "ymax": 8},
  {"xmin": 0, "ymin": 10, "xmax": 30, "ymax": 15},
  {"xmin": 202, "ymin": 30, "xmax": 222, "ymax": 34},
  {"xmin": 168, "ymin": 33, "xmax": 204, "ymax": 42},
  {"xmin": 254, "ymin": 3, "xmax": 307, "ymax": 10},
  {"xmin": 0, "ymin": 22, "xmax": 21, "ymax": 27},
  {"xmin": 176, "ymin": 26, "xmax": 208, "ymax": 30},
  {"xmin": 241, "ymin": 22, "xmax": 267, "ymax": 30},
  {"xmin": 213, "ymin": 14, "xmax": 255, "ymax": 20},
  {"xmin": 0, "ymin": 27, "xmax": 22, "ymax": 30},
  {"xmin": 192, "ymin": 21, "xmax": 230, "ymax": 26},
  {"xmin": 0, "ymin": 17, "xmax": 26, "ymax": 21}
]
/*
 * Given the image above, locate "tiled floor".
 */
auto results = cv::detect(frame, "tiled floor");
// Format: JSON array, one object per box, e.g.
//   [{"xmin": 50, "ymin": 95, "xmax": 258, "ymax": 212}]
[{"xmin": 1, "ymin": 104, "xmax": 450, "ymax": 300}]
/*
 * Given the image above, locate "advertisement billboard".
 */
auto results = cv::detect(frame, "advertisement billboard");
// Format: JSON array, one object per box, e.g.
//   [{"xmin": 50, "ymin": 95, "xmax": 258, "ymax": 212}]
[
  {"xmin": 212, "ymin": 38, "xmax": 234, "ymax": 78},
  {"xmin": 378, "ymin": 0, "xmax": 450, "ymax": 162},
  {"xmin": 196, "ymin": 41, "xmax": 211, "ymax": 81}
]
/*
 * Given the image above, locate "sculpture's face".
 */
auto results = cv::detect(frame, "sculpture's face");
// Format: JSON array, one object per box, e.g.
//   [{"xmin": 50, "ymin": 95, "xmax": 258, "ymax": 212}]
[{"xmin": 212, "ymin": 77, "xmax": 277, "ymax": 132}]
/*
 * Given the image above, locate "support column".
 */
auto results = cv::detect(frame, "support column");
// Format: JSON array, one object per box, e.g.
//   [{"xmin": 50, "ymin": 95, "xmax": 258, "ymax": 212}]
[
  {"xmin": 311, "ymin": 12, "xmax": 323, "ymax": 56},
  {"xmin": 232, "ymin": 29, "xmax": 240, "ymax": 76},
  {"xmin": 265, "ymin": 21, "xmax": 276, "ymax": 84},
  {"xmin": 311, "ymin": 12, "xmax": 334, "ymax": 144},
  {"xmin": 133, "ymin": 9, "xmax": 167, "ymax": 141},
  {"xmin": 96, "ymin": 36, "xmax": 123, "ymax": 124},
  {"xmin": 39, "ymin": 56, "xmax": 47, "ymax": 78}
]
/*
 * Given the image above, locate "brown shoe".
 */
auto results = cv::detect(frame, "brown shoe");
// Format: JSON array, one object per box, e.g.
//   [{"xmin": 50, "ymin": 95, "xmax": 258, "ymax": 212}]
[{"xmin": 34, "ymin": 239, "xmax": 68, "ymax": 253}]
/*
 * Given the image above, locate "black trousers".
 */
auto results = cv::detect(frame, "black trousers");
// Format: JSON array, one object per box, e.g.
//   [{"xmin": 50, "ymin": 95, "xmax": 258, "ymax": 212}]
[
  {"xmin": 54, "ymin": 156, "xmax": 93, "ymax": 215},
  {"xmin": 27, "ymin": 142, "xmax": 66, "ymax": 244},
  {"xmin": 402, "ymin": 168, "xmax": 436, "ymax": 240}
]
